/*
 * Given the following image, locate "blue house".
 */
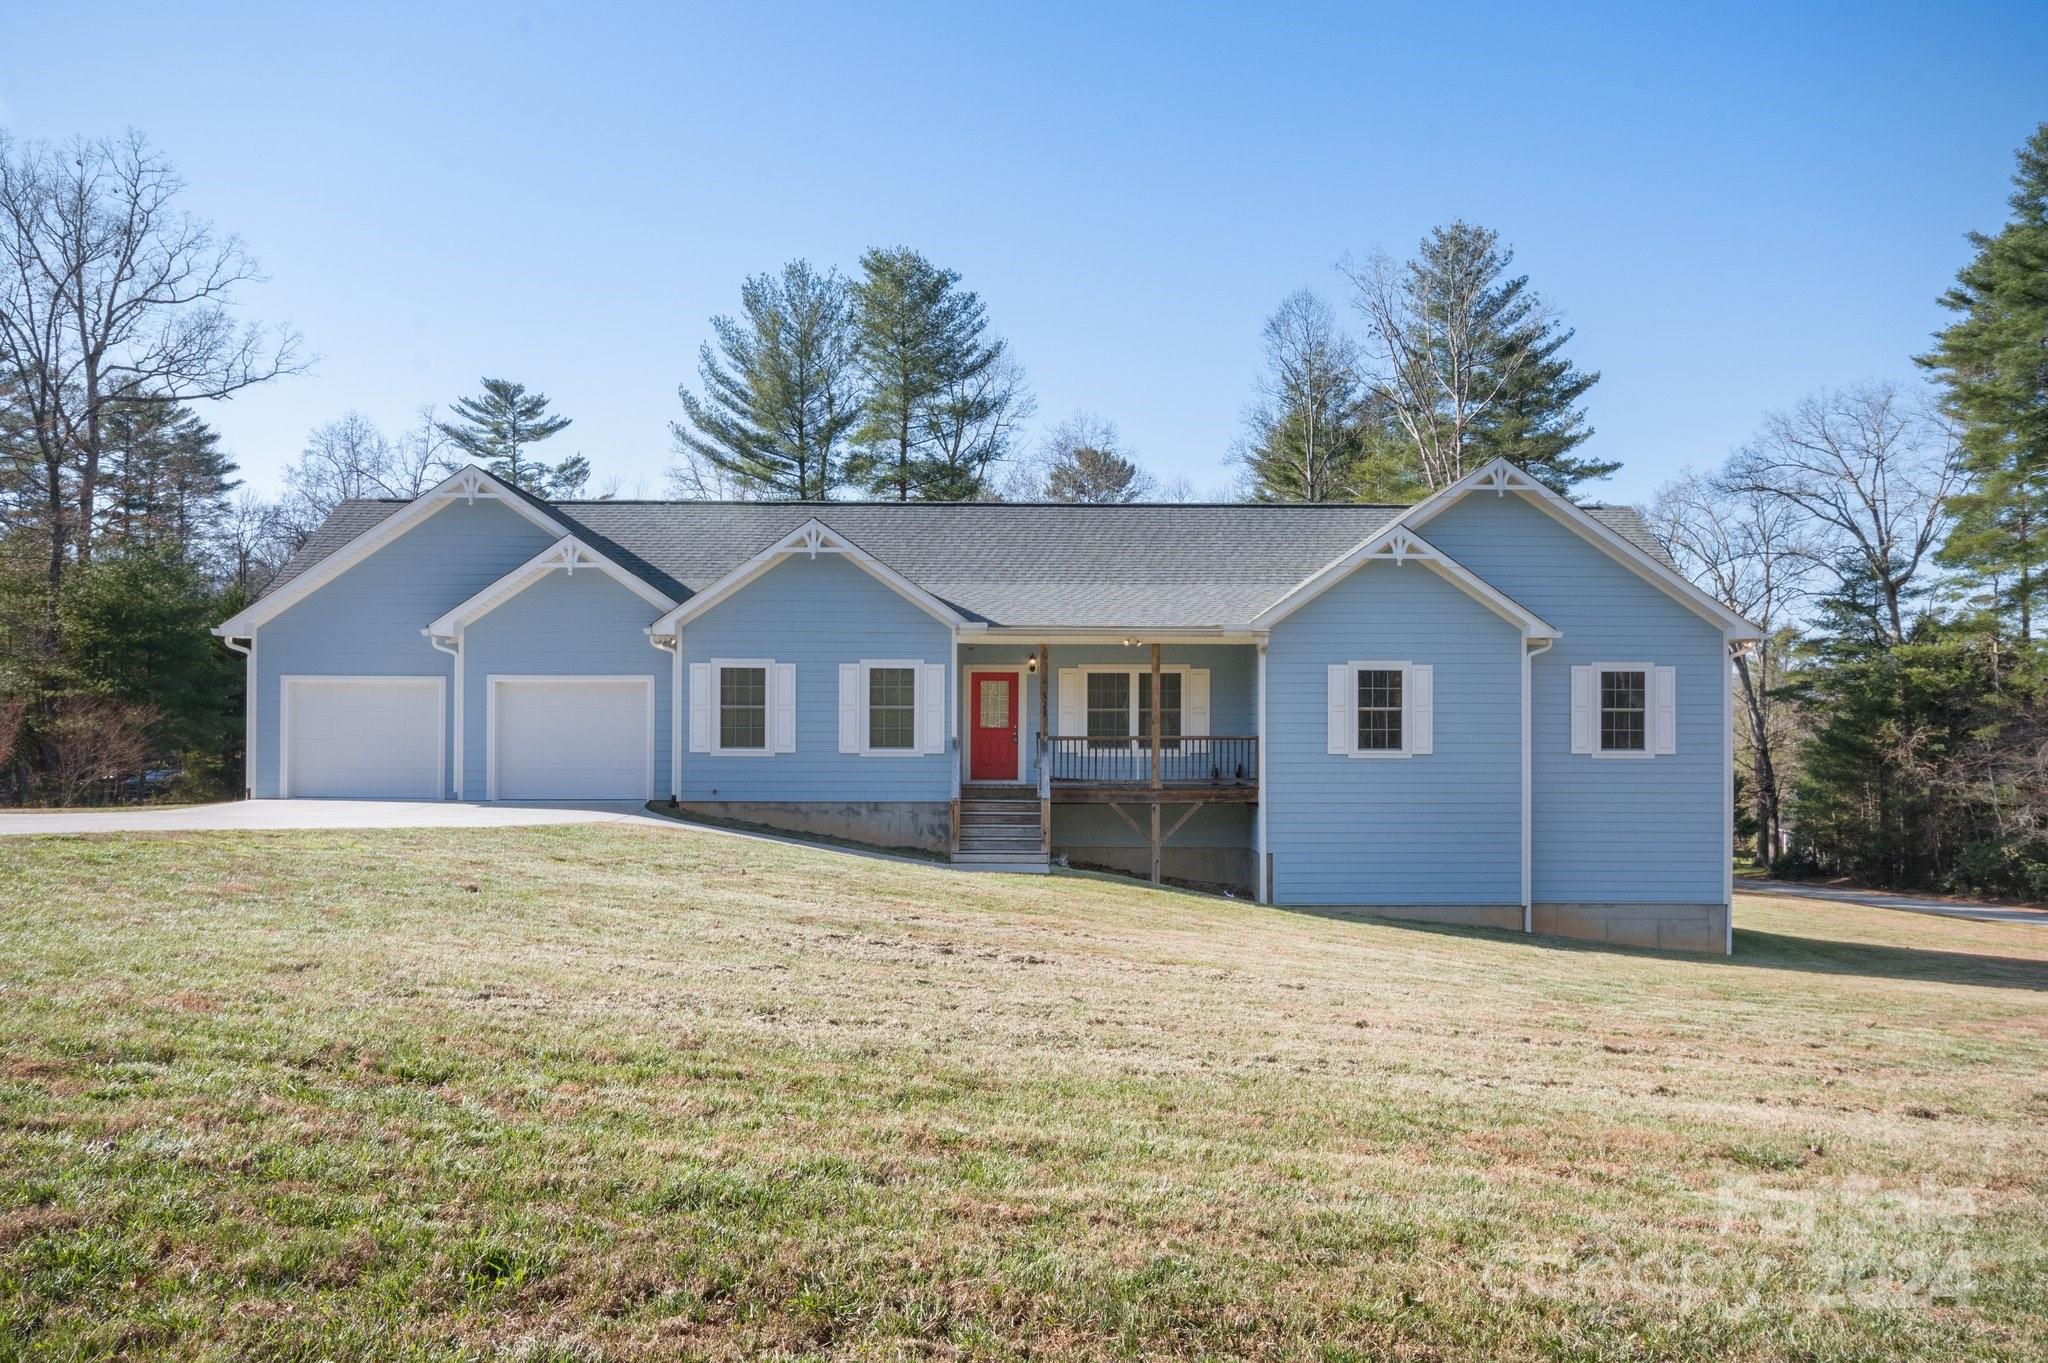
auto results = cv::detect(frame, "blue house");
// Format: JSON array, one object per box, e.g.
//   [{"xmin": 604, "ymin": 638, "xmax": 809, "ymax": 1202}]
[{"xmin": 215, "ymin": 458, "xmax": 1758, "ymax": 954}]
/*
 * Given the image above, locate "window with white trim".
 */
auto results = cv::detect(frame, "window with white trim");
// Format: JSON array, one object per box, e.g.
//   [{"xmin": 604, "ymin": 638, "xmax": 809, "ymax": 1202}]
[
  {"xmin": 1598, "ymin": 668, "xmax": 1647, "ymax": 753},
  {"xmin": 1085, "ymin": 671, "xmax": 1131, "ymax": 748},
  {"xmin": 1077, "ymin": 668, "xmax": 1185, "ymax": 749},
  {"xmin": 866, "ymin": 665, "xmax": 917, "ymax": 751},
  {"xmin": 1355, "ymin": 668, "xmax": 1403, "ymax": 752},
  {"xmin": 1571, "ymin": 662, "xmax": 1676, "ymax": 758},
  {"xmin": 1327, "ymin": 661, "xmax": 1433, "ymax": 758},
  {"xmin": 718, "ymin": 665, "xmax": 767, "ymax": 752}
]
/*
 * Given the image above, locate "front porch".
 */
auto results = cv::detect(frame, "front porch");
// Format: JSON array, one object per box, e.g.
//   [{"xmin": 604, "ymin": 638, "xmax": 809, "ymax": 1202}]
[{"xmin": 952, "ymin": 639, "xmax": 1260, "ymax": 887}]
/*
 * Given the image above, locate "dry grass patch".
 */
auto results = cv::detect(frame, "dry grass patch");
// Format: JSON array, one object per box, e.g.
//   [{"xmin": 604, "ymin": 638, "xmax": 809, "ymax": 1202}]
[{"xmin": 0, "ymin": 826, "xmax": 2044, "ymax": 1360}]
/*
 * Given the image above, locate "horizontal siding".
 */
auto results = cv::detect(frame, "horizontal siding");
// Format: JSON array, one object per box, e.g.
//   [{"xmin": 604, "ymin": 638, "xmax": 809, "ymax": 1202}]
[
  {"xmin": 251, "ymin": 498, "xmax": 558, "ymax": 798},
  {"xmin": 679, "ymin": 554, "xmax": 953, "ymax": 801},
  {"xmin": 1265, "ymin": 559, "xmax": 1522, "ymax": 905},
  {"xmin": 461, "ymin": 569, "xmax": 673, "ymax": 799},
  {"xmin": 1421, "ymin": 494, "xmax": 1726, "ymax": 903}
]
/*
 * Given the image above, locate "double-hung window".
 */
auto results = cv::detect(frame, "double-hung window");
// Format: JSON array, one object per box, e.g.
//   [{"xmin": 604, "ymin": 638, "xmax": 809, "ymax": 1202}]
[
  {"xmin": 1327, "ymin": 661, "xmax": 1432, "ymax": 758},
  {"xmin": 718, "ymin": 664, "xmax": 767, "ymax": 752},
  {"xmin": 866, "ymin": 665, "xmax": 917, "ymax": 752},
  {"xmin": 1086, "ymin": 672, "xmax": 1132, "ymax": 748},
  {"xmin": 1572, "ymin": 662, "xmax": 1675, "ymax": 758},
  {"xmin": 1080, "ymin": 669, "xmax": 1186, "ymax": 749},
  {"xmin": 839, "ymin": 660, "xmax": 942, "ymax": 756},
  {"xmin": 688, "ymin": 658, "xmax": 793, "ymax": 757}
]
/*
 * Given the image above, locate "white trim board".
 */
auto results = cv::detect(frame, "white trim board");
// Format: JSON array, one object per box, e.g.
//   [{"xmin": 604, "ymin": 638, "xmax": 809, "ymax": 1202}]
[
  {"xmin": 483, "ymin": 673, "xmax": 655, "ymax": 801},
  {"xmin": 651, "ymin": 518, "xmax": 980, "ymax": 636},
  {"xmin": 426, "ymin": 536, "xmax": 675, "ymax": 637},
  {"xmin": 216, "ymin": 465, "xmax": 568, "ymax": 637}
]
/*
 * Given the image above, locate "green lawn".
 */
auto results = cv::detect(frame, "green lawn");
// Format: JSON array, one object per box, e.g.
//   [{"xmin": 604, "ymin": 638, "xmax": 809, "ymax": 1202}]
[{"xmin": 1, "ymin": 825, "xmax": 2044, "ymax": 1361}]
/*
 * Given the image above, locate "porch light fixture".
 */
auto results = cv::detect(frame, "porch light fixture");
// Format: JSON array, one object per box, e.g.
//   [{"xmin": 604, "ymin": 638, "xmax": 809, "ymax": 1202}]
[
  {"xmin": 1025, "ymin": 655, "xmax": 1038, "ymax": 673},
  {"xmin": 1123, "ymin": 636, "xmax": 1141, "ymax": 647}
]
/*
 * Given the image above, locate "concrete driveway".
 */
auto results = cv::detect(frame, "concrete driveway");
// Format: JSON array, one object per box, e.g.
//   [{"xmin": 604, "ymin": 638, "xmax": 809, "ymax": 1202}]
[
  {"xmin": 0, "ymin": 799, "xmax": 667, "ymax": 837},
  {"xmin": 1748, "ymin": 878, "xmax": 2048, "ymax": 928}
]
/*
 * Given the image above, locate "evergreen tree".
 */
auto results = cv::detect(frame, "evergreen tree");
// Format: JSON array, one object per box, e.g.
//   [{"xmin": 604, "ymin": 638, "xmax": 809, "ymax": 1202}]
[
  {"xmin": 1349, "ymin": 221, "xmax": 1610, "ymax": 492},
  {"xmin": 437, "ymin": 379, "xmax": 585, "ymax": 497},
  {"xmin": 96, "ymin": 400, "xmax": 239, "ymax": 551},
  {"xmin": 848, "ymin": 247, "xmax": 1020, "ymax": 501},
  {"xmin": 1920, "ymin": 123, "xmax": 2048, "ymax": 640},
  {"xmin": 672, "ymin": 261, "xmax": 859, "ymax": 501}
]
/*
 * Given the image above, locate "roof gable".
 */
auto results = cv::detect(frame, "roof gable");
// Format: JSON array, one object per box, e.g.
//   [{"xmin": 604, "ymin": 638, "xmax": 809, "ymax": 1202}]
[
  {"xmin": 649, "ymin": 518, "xmax": 977, "ymax": 635},
  {"xmin": 425, "ymin": 536, "xmax": 678, "ymax": 639},
  {"xmin": 1251, "ymin": 525, "xmax": 1557, "ymax": 637}
]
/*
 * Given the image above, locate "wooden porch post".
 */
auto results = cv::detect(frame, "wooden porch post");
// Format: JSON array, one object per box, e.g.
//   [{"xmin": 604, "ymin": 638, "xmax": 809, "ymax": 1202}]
[
  {"xmin": 1038, "ymin": 644, "xmax": 1052, "ymax": 857},
  {"xmin": 1150, "ymin": 642, "xmax": 1163, "ymax": 883}
]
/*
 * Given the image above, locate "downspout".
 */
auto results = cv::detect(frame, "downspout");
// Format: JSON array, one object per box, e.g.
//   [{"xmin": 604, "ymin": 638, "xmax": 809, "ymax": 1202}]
[
  {"xmin": 428, "ymin": 631, "xmax": 462, "ymax": 800},
  {"xmin": 1522, "ymin": 636, "xmax": 1554, "ymax": 934},
  {"xmin": 1725, "ymin": 638, "xmax": 1752, "ymax": 956},
  {"xmin": 221, "ymin": 634, "xmax": 253, "ymax": 799},
  {"xmin": 647, "ymin": 628, "xmax": 680, "ymax": 806}
]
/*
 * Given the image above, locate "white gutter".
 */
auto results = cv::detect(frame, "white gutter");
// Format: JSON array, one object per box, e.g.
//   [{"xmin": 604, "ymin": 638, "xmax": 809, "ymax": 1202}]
[
  {"xmin": 647, "ymin": 628, "xmax": 681, "ymax": 805},
  {"xmin": 1256, "ymin": 642, "xmax": 1269, "ymax": 903}
]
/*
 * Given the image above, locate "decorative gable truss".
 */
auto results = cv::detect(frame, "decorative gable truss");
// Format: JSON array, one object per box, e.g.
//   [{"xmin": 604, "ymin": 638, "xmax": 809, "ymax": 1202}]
[
  {"xmin": 214, "ymin": 464, "xmax": 571, "ymax": 639},
  {"xmin": 1399, "ymin": 458, "xmax": 1761, "ymax": 641},
  {"xmin": 648, "ymin": 518, "xmax": 982, "ymax": 639},
  {"xmin": 1249, "ymin": 524, "xmax": 1559, "ymax": 638},
  {"xmin": 423, "ymin": 536, "xmax": 678, "ymax": 644}
]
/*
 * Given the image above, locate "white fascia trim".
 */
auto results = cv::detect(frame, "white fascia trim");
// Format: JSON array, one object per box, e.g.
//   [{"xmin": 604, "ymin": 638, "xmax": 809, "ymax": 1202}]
[
  {"xmin": 216, "ymin": 465, "xmax": 568, "ymax": 637},
  {"xmin": 1249, "ymin": 525, "xmax": 1558, "ymax": 639},
  {"xmin": 1401, "ymin": 459, "xmax": 1763, "ymax": 641},
  {"xmin": 650, "ymin": 518, "xmax": 977, "ymax": 636},
  {"xmin": 425, "ymin": 535, "xmax": 676, "ymax": 637}
]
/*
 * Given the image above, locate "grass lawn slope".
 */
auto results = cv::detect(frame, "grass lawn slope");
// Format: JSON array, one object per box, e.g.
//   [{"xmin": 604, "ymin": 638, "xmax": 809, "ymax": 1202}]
[{"xmin": 2, "ymin": 825, "xmax": 2045, "ymax": 1360}]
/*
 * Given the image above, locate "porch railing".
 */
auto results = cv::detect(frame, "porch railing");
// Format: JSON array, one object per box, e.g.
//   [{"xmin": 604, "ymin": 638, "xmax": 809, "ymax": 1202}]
[{"xmin": 1040, "ymin": 734, "xmax": 1258, "ymax": 788}]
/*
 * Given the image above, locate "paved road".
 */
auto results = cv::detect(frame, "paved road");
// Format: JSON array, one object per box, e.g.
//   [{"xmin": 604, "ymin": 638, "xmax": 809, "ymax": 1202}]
[
  {"xmin": 1747, "ymin": 879, "xmax": 2048, "ymax": 928},
  {"xmin": 0, "ymin": 798, "xmax": 666, "ymax": 836}
]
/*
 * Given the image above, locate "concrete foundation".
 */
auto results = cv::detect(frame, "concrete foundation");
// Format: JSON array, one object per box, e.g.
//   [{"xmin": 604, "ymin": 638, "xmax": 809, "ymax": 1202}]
[
  {"xmin": 676, "ymin": 801, "xmax": 951, "ymax": 855},
  {"xmin": 1532, "ymin": 901, "xmax": 1729, "ymax": 954},
  {"xmin": 1280, "ymin": 900, "xmax": 1731, "ymax": 954},
  {"xmin": 1060, "ymin": 843, "xmax": 1256, "ymax": 895}
]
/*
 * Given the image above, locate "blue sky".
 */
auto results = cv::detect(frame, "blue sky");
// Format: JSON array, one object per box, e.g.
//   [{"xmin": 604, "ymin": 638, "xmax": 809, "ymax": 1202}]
[{"xmin": 6, "ymin": 2, "xmax": 2044, "ymax": 505}]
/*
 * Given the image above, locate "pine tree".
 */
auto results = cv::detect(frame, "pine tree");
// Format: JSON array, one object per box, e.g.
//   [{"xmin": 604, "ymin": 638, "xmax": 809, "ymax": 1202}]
[
  {"xmin": 848, "ymin": 247, "xmax": 1021, "ymax": 501},
  {"xmin": 1349, "ymin": 221, "xmax": 1609, "ymax": 493},
  {"xmin": 1035, "ymin": 415, "xmax": 1151, "ymax": 503},
  {"xmin": 1238, "ymin": 291, "xmax": 1384, "ymax": 502},
  {"xmin": 1920, "ymin": 123, "xmax": 2048, "ymax": 640},
  {"xmin": 672, "ymin": 261, "xmax": 860, "ymax": 501},
  {"xmin": 95, "ymin": 401, "xmax": 239, "ymax": 551},
  {"xmin": 437, "ymin": 379, "xmax": 585, "ymax": 497}
]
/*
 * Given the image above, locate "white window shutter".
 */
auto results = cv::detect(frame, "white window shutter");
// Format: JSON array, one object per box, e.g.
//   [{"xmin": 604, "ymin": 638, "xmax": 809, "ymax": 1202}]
[
  {"xmin": 838, "ymin": 664, "xmax": 861, "ymax": 753},
  {"xmin": 688, "ymin": 663, "xmax": 712, "ymax": 753},
  {"xmin": 1057, "ymin": 668, "xmax": 1082, "ymax": 737},
  {"xmin": 1408, "ymin": 664, "xmax": 1433, "ymax": 755},
  {"xmin": 1653, "ymin": 665, "xmax": 1677, "ymax": 755},
  {"xmin": 770, "ymin": 663, "xmax": 797, "ymax": 753},
  {"xmin": 1570, "ymin": 665, "xmax": 1594, "ymax": 755},
  {"xmin": 1185, "ymin": 669, "xmax": 1210, "ymax": 736},
  {"xmin": 919, "ymin": 663, "xmax": 945, "ymax": 754},
  {"xmin": 1327, "ymin": 664, "xmax": 1350, "ymax": 755}
]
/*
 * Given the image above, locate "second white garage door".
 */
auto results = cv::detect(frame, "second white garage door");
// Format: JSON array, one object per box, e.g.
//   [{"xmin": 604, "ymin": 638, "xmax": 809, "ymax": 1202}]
[{"xmin": 488, "ymin": 676, "xmax": 653, "ymax": 800}]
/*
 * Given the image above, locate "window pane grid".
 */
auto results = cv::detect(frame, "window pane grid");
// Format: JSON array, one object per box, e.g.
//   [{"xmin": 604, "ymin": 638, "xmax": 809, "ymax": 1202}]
[
  {"xmin": 1599, "ymin": 669, "xmax": 1647, "ymax": 752},
  {"xmin": 1086, "ymin": 672, "xmax": 1130, "ymax": 747},
  {"xmin": 1137, "ymin": 672, "xmax": 1183, "ymax": 748},
  {"xmin": 868, "ymin": 667, "xmax": 916, "ymax": 750},
  {"xmin": 719, "ymin": 666, "xmax": 767, "ymax": 750},
  {"xmin": 1355, "ymin": 668, "xmax": 1404, "ymax": 751}
]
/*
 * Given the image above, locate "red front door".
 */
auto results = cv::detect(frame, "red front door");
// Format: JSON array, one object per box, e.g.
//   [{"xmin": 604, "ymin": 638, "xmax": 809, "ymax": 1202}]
[{"xmin": 969, "ymin": 671, "xmax": 1019, "ymax": 781}]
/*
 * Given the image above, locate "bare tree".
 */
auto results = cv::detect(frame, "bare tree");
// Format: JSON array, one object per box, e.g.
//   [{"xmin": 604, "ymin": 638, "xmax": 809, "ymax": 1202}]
[
  {"xmin": 212, "ymin": 489, "xmax": 288, "ymax": 596},
  {"xmin": 1724, "ymin": 382, "xmax": 1960, "ymax": 643},
  {"xmin": 1005, "ymin": 413, "xmax": 1156, "ymax": 503},
  {"xmin": 1651, "ymin": 470, "xmax": 1816, "ymax": 861},
  {"xmin": 1235, "ymin": 290, "xmax": 1373, "ymax": 502},
  {"xmin": 0, "ymin": 130, "xmax": 303, "ymax": 598}
]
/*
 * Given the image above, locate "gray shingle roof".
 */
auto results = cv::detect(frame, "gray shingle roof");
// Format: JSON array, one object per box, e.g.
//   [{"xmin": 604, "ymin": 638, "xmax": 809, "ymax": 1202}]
[{"xmin": 260, "ymin": 495, "xmax": 1671, "ymax": 630}]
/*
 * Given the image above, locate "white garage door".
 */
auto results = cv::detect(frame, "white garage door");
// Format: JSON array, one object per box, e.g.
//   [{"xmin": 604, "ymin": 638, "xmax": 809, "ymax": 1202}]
[
  {"xmin": 282, "ymin": 676, "xmax": 444, "ymax": 799},
  {"xmin": 490, "ymin": 676, "xmax": 651, "ymax": 800}
]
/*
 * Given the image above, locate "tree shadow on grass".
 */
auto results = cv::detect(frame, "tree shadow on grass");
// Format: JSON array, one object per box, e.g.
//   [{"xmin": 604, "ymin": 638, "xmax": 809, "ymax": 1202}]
[{"xmin": 1267, "ymin": 906, "xmax": 2048, "ymax": 992}]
